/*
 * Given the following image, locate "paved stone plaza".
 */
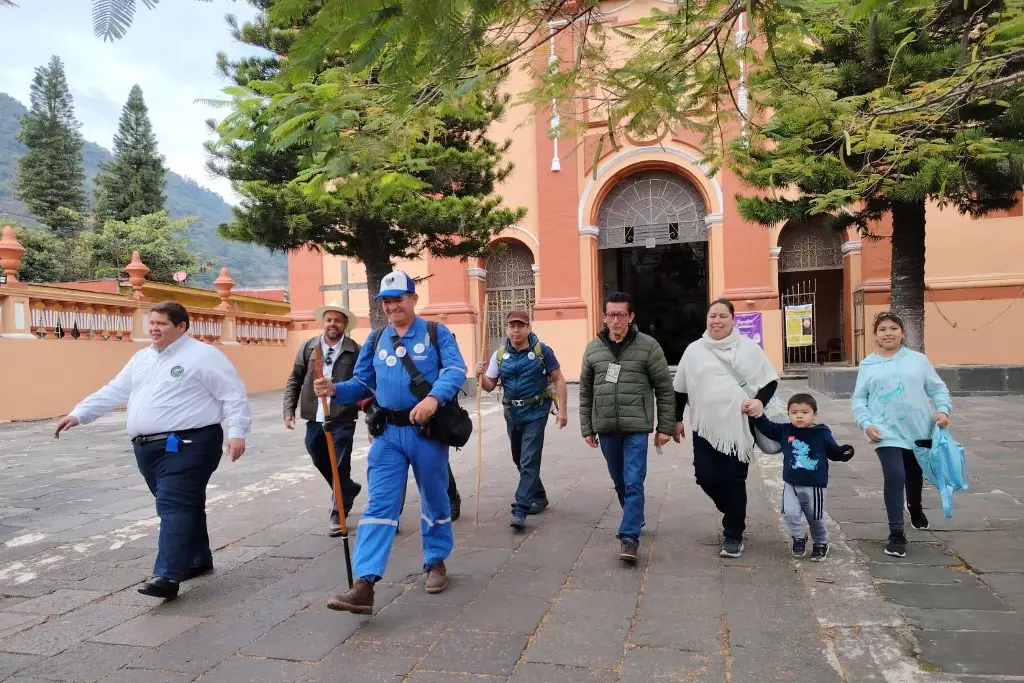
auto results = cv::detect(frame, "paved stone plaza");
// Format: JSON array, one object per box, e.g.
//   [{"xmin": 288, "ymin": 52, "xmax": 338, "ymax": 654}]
[{"xmin": 0, "ymin": 383, "xmax": 1022, "ymax": 682}]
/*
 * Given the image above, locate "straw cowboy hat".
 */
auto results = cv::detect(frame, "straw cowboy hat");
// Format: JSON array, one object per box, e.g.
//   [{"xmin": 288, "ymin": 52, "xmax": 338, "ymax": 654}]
[{"xmin": 313, "ymin": 300, "xmax": 358, "ymax": 329}]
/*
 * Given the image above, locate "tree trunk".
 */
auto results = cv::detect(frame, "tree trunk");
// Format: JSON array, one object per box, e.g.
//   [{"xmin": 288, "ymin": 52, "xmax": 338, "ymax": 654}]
[
  {"xmin": 356, "ymin": 220, "xmax": 393, "ymax": 331},
  {"xmin": 889, "ymin": 200, "xmax": 927, "ymax": 352}
]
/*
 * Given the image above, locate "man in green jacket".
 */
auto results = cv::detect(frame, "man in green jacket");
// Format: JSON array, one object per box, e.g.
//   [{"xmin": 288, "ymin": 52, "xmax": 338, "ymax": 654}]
[{"xmin": 580, "ymin": 292, "xmax": 675, "ymax": 565}]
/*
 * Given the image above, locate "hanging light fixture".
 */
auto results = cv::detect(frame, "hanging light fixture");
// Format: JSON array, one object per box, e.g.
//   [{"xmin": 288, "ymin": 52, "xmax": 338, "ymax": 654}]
[{"xmin": 549, "ymin": 26, "xmax": 561, "ymax": 172}]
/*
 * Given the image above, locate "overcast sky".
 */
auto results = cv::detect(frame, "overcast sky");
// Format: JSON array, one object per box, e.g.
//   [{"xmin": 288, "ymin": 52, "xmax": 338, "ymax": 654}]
[{"xmin": 0, "ymin": 0, "xmax": 266, "ymax": 203}]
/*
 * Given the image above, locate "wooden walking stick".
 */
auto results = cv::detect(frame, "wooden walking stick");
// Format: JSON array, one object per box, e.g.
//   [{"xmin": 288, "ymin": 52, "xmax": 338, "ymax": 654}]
[
  {"xmin": 474, "ymin": 292, "xmax": 489, "ymax": 527},
  {"xmin": 313, "ymin": 344, "xmax": 354, "ymax": 589}
]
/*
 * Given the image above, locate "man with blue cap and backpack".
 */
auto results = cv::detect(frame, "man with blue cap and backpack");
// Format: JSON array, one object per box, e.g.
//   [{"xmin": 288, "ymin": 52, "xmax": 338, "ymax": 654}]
[
  {"xmin": 314, "ymin": 270, "xmax": 471, "ymax": 615},
  {"xmin": 476, "ymin": 310, "xmax": 568, "ymax": 532}
]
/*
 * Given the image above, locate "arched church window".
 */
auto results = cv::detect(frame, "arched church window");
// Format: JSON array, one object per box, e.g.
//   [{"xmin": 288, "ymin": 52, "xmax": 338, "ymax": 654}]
[
  {"xmin": 596, "ymin": 170, "xmax": 708, "ymax": 249},
  {"xmin": 778, "ymin": 221, "xmax": 843, "ymax": 272}
]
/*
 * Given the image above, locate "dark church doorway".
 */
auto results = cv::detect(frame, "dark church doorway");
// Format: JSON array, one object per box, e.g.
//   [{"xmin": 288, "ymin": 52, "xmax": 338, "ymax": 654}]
[{"xmin": 595, "ymin": 169, "xmax": 709, "ymax": 365}]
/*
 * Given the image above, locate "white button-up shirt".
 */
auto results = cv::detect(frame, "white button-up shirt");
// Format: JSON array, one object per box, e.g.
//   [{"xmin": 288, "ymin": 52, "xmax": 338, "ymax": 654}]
[
  {"xmin": 70, "ymin": 334, "xmax": 252, "ymax": 439},
  {"xmin": 314, "ymin": 335, "xmax": 344, "ymax": 423}
]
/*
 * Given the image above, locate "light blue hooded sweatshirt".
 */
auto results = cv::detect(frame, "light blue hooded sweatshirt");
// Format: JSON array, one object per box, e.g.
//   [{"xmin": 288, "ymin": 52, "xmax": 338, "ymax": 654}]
[{"xmin": 851, "ymin": 347, "xmax": 952, "ymax": 451}]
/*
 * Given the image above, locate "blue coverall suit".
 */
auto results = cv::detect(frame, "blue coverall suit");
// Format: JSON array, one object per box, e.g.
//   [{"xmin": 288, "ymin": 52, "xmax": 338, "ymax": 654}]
[{"xmin": 331, "ymin": 316, "xmax": 468, "ymax": 580}]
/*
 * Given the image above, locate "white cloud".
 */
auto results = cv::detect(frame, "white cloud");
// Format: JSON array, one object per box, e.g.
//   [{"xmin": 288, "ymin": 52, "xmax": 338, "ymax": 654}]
[{"xmin": 0, "ymin": 0, "xmax": 267, "ymax": 204}]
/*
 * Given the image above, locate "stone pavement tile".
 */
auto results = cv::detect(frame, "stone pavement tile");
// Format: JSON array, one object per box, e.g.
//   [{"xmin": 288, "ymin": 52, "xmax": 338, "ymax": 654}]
[
  {"xmin": 459, "ymin": 518, "xmax": 532, "ymax": 551},
  {"xmin": 299, "ymin": 641, "xmax": 426, "ymax": 683},
  {"xmin": 869, "ymin": 563, "xmax": 982, "ymax": 585},
  {"xmin": 347, "ymin": 603, "xmax": 462, "ymax": 647},
  {"xmin": 241, "ymin": 606, "xmax": 362, "ymax": 661},
  {"xmin": 266, "ymin": 534, "xmax": 339, "ymax": 560},
  {"xmin": 0, "ymin": 578, "xmax": 64, "ymax": 599},
  {"xmin": 525, "ymin": 589, "xmax": 635, "ymax": 669},
  {"xmin": 917, "ymin": 630, "xmax": 1024, "ymax": 675},
  {"xmin": 854, "ymin": 540, "xmax": 960, "ymax": 565},
  {"xmin": 879, "ymin": 583, "xmax": 1009, "ymax": 611},
  {"xmin": 6, "ymin": 589, "xmax": 106, "ymax": 616},
  {"xmin": 640, "ymin": 575, "xmax": 725, "ymax": 618},
  {"xmin": 98, "ymin": 670, "xmax": 196, "ymax": 683},
  {"xmin": 454, "ymin": 592, "xmax": 550, "ymax": 634},
  {"xmin": 485, "ymin": 569, "xmax": 566, "ymax": 600},
  {"xmin": 446, "ymin": 546, "xmax": 513, "ymax": 576},
  {"xmin": 0, "ymin": 603, "xmax": 149, "ymax": 656},
  {"xmin": 505, "ymin": 527, "xmax": 591, "ymax": 573},
  {"xmin": 71, "ymin": 563, "xmax": 152, "ymax": 593},
  {"xmin": 566, "ymin": 544, "xmax": 644, "ymax": 594},
  {"xmin": 90, "ymin": 615, "xmax": 206, "ymax": 647},
  {"xmin": 398, "ymin": 574, "xmax": 490, "ymax": 608},
  {"xmin": 420, "ymin": 630, "xmax": 527, "ymax": 676},
  {"xmin": 18, "ymin": 642, "xmax": 146, "ymax": 682},
  {"xmin": 151, "ymin": 576, "xmax": 274, "ymax": 618},
  {"xmin": 191, "ymin": 655, "xmax": 310, "ymax": 683},
  {"xmin": 941, "ymin": 532, "xmax": 1024, "ymax": 573},
  {"xmin": 631, "ymin": 611, "xmax": 721, "ymax": 652},
  {"xmin": 979, "ymin": 572, "xmax": 1024, "ymax": 595},
  {"xmin": 228, "ymin": 555, "xmax": 308, "ymax": 580},
  {"xmin": 405, "ymin": 671, "xmax": 497, "ymax": 682},
  {"xmin": 0, "ymin": 612, "xmax": 47, "ymax": 639},
  {"xmin": 728, "ymin": 625, "xmax": 842, "ymax": 682},
  {"xmin": 620, "ymin": 648, "xmax": 724, "ymax": 683},
  {"xmin": 509, "ymin": 662, "xmax": 619, "ymax": 683},
  {"xmin": 902, "ymin": 607, "xmax": 1024, "ymax": 632},
  {"xmin": 0, "ymin": 652, "xmax": 43, "ymax": 679}
]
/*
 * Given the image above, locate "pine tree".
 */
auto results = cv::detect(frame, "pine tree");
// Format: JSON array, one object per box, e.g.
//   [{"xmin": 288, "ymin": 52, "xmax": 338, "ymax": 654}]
[
  {"xmin": 15, "ymin": 55, "xmax": 88, "ymax": 238},
  {"xmin": 728, "ymin": 2, "xmax": 1024, "ymax": 351},
  {"xmin": 94, "ymin": 84, "xmax": 167, "ymax": 222},
  {"xmin": 207, "ymin": 2, "xmax": 525, "ymax": 329}
]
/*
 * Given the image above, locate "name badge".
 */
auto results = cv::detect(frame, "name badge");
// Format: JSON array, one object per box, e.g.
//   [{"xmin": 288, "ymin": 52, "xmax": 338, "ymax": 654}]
[{"xmin": 605, "ymin": 363, "xmax": 621, "ymax": 384}]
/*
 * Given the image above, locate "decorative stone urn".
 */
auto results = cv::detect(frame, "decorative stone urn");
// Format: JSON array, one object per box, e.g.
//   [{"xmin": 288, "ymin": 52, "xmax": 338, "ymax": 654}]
[
  {"xmin": 213, "ymin": 267, "xmax": 235, "ymax": 310},
  {"xmin": 0, "ymin": 225, "xmax": 26, "ymax": 286},
  {"xmin": 124, "ymin": 251, "xmax": 151, "ymax": 300}
]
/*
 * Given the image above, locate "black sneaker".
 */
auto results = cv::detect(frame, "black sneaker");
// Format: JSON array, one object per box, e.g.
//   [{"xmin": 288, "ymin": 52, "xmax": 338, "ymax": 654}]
[
  {"xmin": 619, "ymin": 540, "xmax": 639, "ymax": 565},
  {"xmin": 885, "ymin": 533, "xmax": 908, "ymax": 558},
  {"xmin": 792, "ymin": 536, "xmax": 808, "ymax": 557},
  {"xmin": 450, "ymin": 497, "xmax": 461, "ymax": 522},
  {"xmin": 909, "ymin": 506, "xmax": 930, "ymax": 530},
  {"xmin": 720, "ymin": 539, "xmax": 744, "ymax": 558},
  {"xmin": 810, "ymin": 542, "xmax": 830, "ymax": 562}
]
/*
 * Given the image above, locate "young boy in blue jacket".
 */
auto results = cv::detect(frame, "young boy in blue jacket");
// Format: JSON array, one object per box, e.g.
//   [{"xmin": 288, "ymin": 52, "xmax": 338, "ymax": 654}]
[{"xmin": 754, "ymin": 393, "xmax": 854, "ymax": 561}]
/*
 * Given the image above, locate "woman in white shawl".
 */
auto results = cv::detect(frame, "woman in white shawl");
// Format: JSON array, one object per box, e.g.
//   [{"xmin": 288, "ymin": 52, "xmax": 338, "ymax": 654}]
[{"xmin": 673, "ymin": 299, "xmax": 779, "ymax": 558}]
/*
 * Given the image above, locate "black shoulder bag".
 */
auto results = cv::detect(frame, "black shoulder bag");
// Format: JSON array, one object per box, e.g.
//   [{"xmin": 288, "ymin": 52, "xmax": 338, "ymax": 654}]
[{"xmin": 389, "ymin": 322, "xmax": 473, "ymax": 448}]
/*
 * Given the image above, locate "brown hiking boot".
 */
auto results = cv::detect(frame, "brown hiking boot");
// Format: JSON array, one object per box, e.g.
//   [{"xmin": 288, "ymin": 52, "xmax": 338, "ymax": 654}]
[
  {"xmin": 425, "ymin": 562, "xmax": 448, "ymax": 594},
  {"xmin": 326, "ymin": 579, "xmax": 374, "ymax": 615}
]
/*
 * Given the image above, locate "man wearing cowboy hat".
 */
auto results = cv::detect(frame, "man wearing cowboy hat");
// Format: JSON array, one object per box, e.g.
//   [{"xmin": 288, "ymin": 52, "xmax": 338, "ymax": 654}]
[{"xmin": 284, "ymin": 300, "xmax": 363, "ymax": 536}]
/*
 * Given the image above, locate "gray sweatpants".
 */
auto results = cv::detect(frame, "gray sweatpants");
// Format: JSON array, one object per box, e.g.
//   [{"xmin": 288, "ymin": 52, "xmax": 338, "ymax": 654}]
[{"xmin": 782, "ymin": 483, "xmax": 827, "ymax": 543}]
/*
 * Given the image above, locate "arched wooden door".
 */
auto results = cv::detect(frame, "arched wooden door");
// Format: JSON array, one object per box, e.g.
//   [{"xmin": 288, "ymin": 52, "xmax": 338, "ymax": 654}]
[{"xmin": 485, "ymin": 242, "xmax": 535, "ymax": 356}]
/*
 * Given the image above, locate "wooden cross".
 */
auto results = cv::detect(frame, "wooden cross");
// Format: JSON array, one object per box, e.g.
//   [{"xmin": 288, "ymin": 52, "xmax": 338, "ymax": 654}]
[{"xmin": 318, "ymin": 261, "xmax": 368, "ymax": 309}]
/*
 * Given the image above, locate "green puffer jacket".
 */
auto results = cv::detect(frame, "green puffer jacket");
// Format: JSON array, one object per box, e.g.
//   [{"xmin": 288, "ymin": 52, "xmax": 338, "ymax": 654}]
[{"xmin": 580, "ymin": 326, "xmax": 675, "ymax": 437}]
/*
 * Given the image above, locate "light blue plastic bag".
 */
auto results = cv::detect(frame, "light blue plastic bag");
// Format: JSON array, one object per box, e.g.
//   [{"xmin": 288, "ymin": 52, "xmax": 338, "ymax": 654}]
[{"xmin": 912, "ymin": 425, "xmax": 969, "ymax": 518}]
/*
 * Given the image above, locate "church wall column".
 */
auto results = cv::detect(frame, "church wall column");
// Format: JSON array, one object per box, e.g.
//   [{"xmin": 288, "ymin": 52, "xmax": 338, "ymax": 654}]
[{"xmin": 842, "ymin": 240, "xmax": 862, "ymax": 362}]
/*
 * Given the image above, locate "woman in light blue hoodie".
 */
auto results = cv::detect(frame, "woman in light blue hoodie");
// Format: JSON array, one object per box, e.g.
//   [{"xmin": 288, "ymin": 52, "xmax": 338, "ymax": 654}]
[{"xmin": 852, "ymin": 312, "xmax": 951, "ymax": 559}]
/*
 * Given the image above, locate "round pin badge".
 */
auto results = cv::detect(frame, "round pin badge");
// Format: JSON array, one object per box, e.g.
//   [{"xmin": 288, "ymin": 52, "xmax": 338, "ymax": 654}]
[
  {"xmin": 378, "ymin": 350, "xmax": 388, "ymax": 361},
  {"xmin": 503, "ymin": 352, "xmax": 511, "ymax": 360},
  {"xmin": 386, "ymin": 356, "xmax": 398, "ymax": 367},
  {"xmin": 396, "ymin": 346, "xmax": 407, "ymax": 358},
  {"xmin": 528, "ymin": 352, "xmax": 536, "ymax": 360},
  {"xmin": 414, "ymin": 343, "xmax": 425, "ymax": 354}
]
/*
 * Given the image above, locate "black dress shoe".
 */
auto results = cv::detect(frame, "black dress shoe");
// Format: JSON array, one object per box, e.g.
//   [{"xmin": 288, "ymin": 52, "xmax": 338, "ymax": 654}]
[
  {"xmin": 184, "ymin": 564, "xmax": 214, "ymax": 580},
  {"xmin": 138, "ymin": 577, "xmax": 179, "ymax": 600}
]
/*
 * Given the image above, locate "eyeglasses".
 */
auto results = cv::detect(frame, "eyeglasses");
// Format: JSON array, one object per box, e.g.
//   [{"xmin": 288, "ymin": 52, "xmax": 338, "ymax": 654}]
[{"xmin": 604, "ymin": 312, "xmax": 630, "ymax": 320}]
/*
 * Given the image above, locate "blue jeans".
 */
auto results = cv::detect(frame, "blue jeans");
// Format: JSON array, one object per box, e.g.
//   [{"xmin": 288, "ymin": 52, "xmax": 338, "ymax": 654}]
[
  {"xmin": 134, "ymin": 425, "xmax": 223, "ymax": 582},
  {"xmin": 507, "ymin": 413, "xmax": 548, "ymax": 516},
  {"xmin": 598, "ymin": 432, "xmax": 648, "ymax": 544},
  {"xmin": 304, "ymin": 420, "xmax": 361, "ymax": 518}
]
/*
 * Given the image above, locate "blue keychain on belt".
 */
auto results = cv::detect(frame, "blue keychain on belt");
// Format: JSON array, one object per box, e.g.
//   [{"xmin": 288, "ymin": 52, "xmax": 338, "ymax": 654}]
[{"xmin": 165, "ymin": 434, "xmax": 180, "ymax": 453}]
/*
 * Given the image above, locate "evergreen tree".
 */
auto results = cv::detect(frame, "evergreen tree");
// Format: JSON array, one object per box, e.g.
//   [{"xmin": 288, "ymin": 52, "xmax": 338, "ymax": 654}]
[
  {"xmin": 15, "ymin": 55, "xmax": 87, "ymax": 238},
  {"xmin": 95, "ymin": 84, "xmax": 167, "ymax": 221},
  {"xmin": 86, "ymin": 212, "xmax": 210, "ymax": 283},
  {"xmin": 729, "ymin": 2, "xmax": 1024, "ymax": 351},
  {"xmin": 207, "ymin": 1, "xmax": 525, "ymax": 329}
]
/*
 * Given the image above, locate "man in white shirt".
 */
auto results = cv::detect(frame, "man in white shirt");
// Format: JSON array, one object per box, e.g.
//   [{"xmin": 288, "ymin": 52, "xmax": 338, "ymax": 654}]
[
  {"xmin": 283, "ymin": 301, "xmax": 363, "ymax": 536},
  {"xmin": 54, "ymin": 301, "xmax": 252, "ymax": 601}
]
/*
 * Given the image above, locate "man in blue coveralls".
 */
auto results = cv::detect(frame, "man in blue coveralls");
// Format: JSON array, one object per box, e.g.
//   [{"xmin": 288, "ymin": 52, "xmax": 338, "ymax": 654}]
[{"xmin": 314, "ymin": 271, "xmax": 468, "ymax": 615}]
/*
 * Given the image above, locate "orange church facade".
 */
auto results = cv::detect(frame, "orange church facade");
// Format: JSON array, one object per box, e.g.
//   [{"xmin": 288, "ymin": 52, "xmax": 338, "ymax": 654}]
[{"xmin": 288, "ymin": 0, "xmax": 1024, "ymax": 381}]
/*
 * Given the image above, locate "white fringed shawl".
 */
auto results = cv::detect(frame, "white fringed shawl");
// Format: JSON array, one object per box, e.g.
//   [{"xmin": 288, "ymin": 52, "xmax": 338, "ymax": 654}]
[{"xmin": 674, "ymin": 329, "xmax": 779, "ymax": 462}]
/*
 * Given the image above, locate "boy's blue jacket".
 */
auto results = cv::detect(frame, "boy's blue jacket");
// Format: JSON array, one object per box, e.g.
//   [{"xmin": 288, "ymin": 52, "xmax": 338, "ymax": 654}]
[{"xmin": 753, "ymin": 416, "xmax": 854, "ymax": 488}]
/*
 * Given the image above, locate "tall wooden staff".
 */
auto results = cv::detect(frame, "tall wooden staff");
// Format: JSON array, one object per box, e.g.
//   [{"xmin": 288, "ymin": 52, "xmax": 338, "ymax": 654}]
[
  {"xmin": 474, "ymin": 292, "xmax": 489, "ymax": 527},
  {"xmin": 312, "ymin": 345, "xmax": 354, "ymax": 589}
]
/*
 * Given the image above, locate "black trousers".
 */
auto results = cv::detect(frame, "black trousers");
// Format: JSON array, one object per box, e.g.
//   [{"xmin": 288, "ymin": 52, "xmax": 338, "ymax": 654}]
[
  {"xmin": 304, "ymin": 420, "xmax": 361, "ymax": 517},
  {"xmin": 693, "ymin": 433, "xmax": 749, "ymax": 542}
]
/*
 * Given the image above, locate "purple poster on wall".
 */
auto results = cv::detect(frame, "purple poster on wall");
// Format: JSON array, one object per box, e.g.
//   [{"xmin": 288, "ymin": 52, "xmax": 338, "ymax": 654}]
[{"xmin": 734, "ymin": 311, "xmax": 764, "ymax": 348}]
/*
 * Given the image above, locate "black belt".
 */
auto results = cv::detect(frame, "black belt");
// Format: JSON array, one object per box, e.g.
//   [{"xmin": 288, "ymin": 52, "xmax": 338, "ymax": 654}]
[
  {"xmin": 380, "ymin": 408, "xmax": 414, "ymax": 427},
  {"xmin": 502, "ymin": 393, "xmax": 548, "ymax": 407},
  {"xmin": 131, "ymin": 424, "xmax": 220, "ymax": 445}
]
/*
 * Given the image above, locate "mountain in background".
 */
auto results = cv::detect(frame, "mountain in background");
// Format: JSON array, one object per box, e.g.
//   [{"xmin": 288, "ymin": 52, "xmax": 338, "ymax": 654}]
[{"xmin": 0, "ymin": 92, "xmax": 288, "ymax": 288}]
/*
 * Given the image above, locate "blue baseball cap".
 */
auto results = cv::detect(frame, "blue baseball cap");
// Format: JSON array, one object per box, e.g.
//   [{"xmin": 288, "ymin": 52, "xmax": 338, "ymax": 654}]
[{"xmin": 376, "ymin": 271, "xmax": 416, "ymax": 299}]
